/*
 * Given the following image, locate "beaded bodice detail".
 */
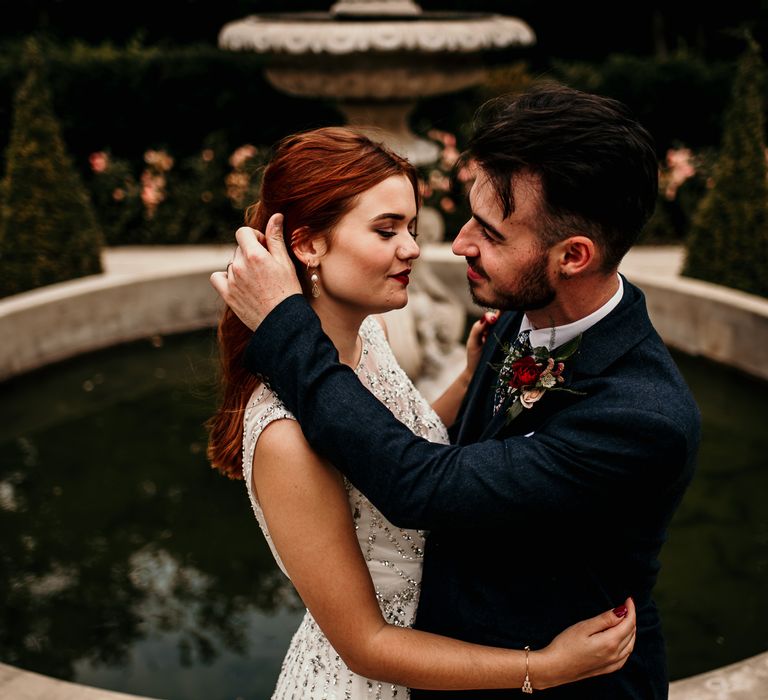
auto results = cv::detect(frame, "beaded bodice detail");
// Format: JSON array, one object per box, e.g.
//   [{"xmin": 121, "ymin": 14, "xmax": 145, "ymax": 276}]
[{"xmin": 242, "ymin": 316, "xmax": 449, "ymax": 699}]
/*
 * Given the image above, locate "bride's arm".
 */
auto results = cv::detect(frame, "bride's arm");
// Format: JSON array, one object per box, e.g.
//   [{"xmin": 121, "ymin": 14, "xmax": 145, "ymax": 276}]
[
  {"xmin": 431, "ymin": 311, "xmax": 497, "ymax": 427},
  {"xmin": 253, "ymin": 418, "xmax": 635, "ymax": 691}
]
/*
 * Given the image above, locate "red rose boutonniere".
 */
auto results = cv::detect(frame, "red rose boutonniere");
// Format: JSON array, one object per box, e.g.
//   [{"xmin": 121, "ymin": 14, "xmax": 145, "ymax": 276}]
[{"xmin": 493, "ymin": 331, "xmax": 585, "ymax": 423}]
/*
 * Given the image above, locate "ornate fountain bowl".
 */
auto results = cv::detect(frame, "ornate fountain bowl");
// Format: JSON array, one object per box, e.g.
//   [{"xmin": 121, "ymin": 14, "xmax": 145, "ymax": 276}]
[
  {"xmin": 219, "ymin": 12, "xmax": 533, "ymax": 99},
  {"xmin": 218, "ymin": 9, "xmax": 534, "ymax": 164},
  {"xmin": 219, "ymin": 12, "xmax": 535, "ymax": 58}
]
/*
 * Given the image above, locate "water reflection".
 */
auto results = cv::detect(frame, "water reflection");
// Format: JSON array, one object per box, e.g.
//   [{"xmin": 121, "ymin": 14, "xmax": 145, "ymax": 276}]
[
  {"xmin": 656, "ymin": 351, "xmax": 768, "ymax": 679},
  {"xmin": 0, "ymin": 332, "xmax": 302, "ymax": 699},
  {"xmin": 0, "ymin": 334, "xmax": 766, "ymax": 699}
]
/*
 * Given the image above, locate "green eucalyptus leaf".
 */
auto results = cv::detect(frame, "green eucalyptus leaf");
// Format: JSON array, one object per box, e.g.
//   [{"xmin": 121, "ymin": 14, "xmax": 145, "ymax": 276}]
[
  {"xmin": 504, "ymin": 400, "xmax": 524, "ymax": 424},
  {"xmin": 554, "ymin": 334, "xmax": 582, "ymax": 361}
]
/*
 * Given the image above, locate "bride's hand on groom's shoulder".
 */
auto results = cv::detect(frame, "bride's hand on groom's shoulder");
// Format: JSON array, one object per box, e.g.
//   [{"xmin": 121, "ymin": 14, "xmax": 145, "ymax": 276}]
[
  {"xmin": 464, "ymin": 311, "xmax": 498, "ymax": 378},
  {"xmin": 210, "ymin": 213, "xmax": 303, "ymax": 331},
  {"xmin": 531, "ymin": 597, "xmax": 636, "ymax": 690}
]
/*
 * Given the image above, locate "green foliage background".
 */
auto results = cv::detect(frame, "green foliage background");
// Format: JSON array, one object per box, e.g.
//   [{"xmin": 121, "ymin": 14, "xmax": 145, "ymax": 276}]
[
  {"xmin": 0, "ymin": 39, "xmax": 102, "ymax": 297},
  {"xmin": 1, "ymin": 5, "xmax": 767, "ymax": 294},
  {"xmin": 683, "ymin": 39, "xmax": 768, "ymax": 296}
]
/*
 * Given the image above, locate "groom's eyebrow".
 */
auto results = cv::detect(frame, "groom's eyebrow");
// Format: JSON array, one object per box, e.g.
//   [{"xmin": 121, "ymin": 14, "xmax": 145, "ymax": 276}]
[{"xmin": 472, "ymin": 212, "xmax": 505, "ymax": 240}]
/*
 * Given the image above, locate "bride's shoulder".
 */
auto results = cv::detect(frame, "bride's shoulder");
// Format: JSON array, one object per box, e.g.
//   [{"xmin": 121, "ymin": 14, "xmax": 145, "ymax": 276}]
[
  {"xmin": 242, "ymin": 383, "xmax": 296, "ymax": 483},
  {"xmin": 243, "ymin": 384, "xmax": 295, "ymax": 434}
]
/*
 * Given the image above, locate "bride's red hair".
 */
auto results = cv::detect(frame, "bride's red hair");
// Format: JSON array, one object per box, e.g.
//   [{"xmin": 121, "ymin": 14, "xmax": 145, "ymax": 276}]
[{"xmin": 207, "ymin": 126, "xmax": 419, "ymax": 479}]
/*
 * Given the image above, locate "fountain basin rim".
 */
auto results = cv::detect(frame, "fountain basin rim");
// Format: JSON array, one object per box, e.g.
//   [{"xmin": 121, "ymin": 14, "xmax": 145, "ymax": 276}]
[
  {"xmin": 218, "ymin": 14, "xmax": 535, "ymax": 54},
  {"xmin": 252, "ymin": 12, "xmax": 498, "ymax": 22},
  {"xmin": 2, "ymin": 244, "xmax": 768, "ymax": 385}
]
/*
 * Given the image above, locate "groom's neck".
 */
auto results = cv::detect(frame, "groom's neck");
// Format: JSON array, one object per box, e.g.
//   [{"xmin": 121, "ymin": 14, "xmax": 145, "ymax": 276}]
[{"xmin": 526, "ymin": 271, "xmax": 620, "ymax": 329}]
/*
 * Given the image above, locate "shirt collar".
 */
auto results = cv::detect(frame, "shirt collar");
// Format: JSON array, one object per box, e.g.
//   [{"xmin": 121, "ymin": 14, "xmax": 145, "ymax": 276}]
[{"xmin": 520, "ymin": 274, "xmax": 624, "ymax": 350}]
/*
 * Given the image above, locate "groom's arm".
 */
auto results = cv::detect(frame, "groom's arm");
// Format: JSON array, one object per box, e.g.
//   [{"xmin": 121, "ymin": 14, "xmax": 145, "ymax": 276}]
[{"xmin": 244, "ymin": 295, "xmax": 691, "ymax": 531}]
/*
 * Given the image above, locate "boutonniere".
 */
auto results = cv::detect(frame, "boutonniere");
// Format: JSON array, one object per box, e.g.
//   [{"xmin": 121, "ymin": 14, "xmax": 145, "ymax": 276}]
[{"xmin": 493, "ymin": 331, "xmax": 585, "ymax": 424}]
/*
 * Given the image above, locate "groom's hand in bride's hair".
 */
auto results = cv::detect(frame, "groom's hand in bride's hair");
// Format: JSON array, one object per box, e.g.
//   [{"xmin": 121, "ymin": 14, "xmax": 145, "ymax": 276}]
[
  {"xmin": 530, "ymin": 596, "xmax": 636, "ymax": 690},
  {"xmin": 209, "ymin": 213, "xmax": 302, "ymax": 331}
]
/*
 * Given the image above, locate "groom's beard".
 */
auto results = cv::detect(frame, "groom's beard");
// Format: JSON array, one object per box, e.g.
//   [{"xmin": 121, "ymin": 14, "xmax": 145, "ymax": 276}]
[{"xmin": 468, "ymin": 249, "xmax": 556, "ymax": 312}]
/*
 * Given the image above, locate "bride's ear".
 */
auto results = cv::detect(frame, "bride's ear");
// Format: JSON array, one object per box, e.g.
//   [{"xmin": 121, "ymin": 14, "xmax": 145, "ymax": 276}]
[{"xmin": 291, "ymin": 227, "xmax": 328, "ymax": 266}]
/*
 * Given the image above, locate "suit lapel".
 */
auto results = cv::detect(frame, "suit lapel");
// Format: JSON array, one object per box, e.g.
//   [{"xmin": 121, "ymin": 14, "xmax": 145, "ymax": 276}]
[
  {"xmin": 568, "ymin": 277, "xmax": 653, "ymax": 377},
  {"xmin": 454, "ymin": 312, "xmax": 523, "ymax": 445}
]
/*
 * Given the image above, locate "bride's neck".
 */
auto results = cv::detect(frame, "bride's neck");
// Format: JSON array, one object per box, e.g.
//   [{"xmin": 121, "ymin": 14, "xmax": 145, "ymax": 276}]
[{"xmin": 309, "ymin": 298, "xmax": 365, "ymax": 368}]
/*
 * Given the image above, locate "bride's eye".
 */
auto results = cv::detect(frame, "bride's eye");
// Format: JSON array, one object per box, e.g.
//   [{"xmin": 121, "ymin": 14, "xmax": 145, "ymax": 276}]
[{"xmin": 376, "ymin": 229, "xmax": 396, "ymax": 239}]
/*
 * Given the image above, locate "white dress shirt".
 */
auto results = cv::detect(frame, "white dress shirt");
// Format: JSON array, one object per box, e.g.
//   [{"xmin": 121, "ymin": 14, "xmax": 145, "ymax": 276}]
[{"xmin": 519, "ymin": 274, "xmax": 624, "ymax": 350}]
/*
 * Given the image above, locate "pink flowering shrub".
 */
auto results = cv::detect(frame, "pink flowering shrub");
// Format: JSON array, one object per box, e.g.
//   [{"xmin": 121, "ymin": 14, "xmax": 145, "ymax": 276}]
[
  {"xmin": 140, "ymin": 149, "xmax": 173, "ymax": 219},
  {"xmin": 86, "ymin": 136, "xmax": 266, "ymax": 244},
  {"xmin": 83, "ymin": 130, "xmax": 720, "ymax": 248},
  {"xmin": 416, "ymin": 131, "xmax": 719, "ymax": 246},
  {"xmin": 662, "ymin": 147, "xmax": 696, "ymax": 201},
  {"xmin": 417, "ymin": 129, "xmax": 473, "ymax": 239},
  {"xmin": 641, "ymin": 144, "xmax": 715, "ymax": 244}
]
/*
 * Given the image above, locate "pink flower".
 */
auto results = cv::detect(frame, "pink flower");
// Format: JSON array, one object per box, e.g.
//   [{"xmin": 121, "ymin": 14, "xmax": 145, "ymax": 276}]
[
  {"xmin": 201, "ymin": 149, "xmax": 215, "ymax": 162},
  {"xmin": 112, "ymin": 188, "xmax": 125, "ymax": 201},
  {"xmin": 429, "ymin": 170, "xmax": 450, "ymax": 192},
  {"xmin": 140, "ymin": 170, "xmax": 166, "ymax": 216},
  {"xmin": 457, "ymin": 162, "xmax": 477, "ymax": 183},
  {"xmin": 441, "ymin": 145, "xmax": 460, "ymax": 169},
  {"xmin": 440, "ymin": 197, "xmax": 455, "ymax": 213},
  {"xmin": 663, "ymin": 147, "xmax": 696, "ymax": 200},
  {"xmin": 144, "ymin": 149, "xmax": 174, "ymax": 172},
  {"xmin": 519, "ymin": 388, "xmax": 545, "ymax": 409},
  {"xmin": 89, "ymin": 151, "xmax": 109, "ymax": 173},
  {"xmin": 225, "ymin": 171, "xmax": 250, "ymax": 205},
  {"xmin": 229, "ymin": 145, "xmax": 258, "ymax": 170}
]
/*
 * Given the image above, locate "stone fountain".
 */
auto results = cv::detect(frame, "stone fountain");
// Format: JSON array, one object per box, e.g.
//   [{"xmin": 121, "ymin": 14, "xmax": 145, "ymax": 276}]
[
  {"xmin": 218, "ymin": 0, "xmax": 536, "ymax": 397},
  {"xmin": 218, "ymin": 0, "xmax": 535, "ymax": 166}
]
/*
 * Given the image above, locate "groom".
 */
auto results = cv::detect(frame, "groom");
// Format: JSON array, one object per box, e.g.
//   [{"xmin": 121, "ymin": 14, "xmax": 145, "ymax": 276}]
[{"xmin": 212, "ymin": 86, "xmax": 700, "ymax": 697}]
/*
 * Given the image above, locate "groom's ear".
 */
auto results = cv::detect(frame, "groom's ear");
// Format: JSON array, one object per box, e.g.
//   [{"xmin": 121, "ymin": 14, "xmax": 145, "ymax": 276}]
[
  {"xmin": 555, "ymin": 235, "xmax": 597, "ymax": 278},
  {"xmin": 291, "ymin": 227, "xmax": 328, "ymax": 264}
]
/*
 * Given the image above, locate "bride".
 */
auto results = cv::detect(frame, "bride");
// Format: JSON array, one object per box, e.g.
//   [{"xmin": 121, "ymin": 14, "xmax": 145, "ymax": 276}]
[{"xmin": 207, "ymin": 127, "xmax": 635, "ymax": 698}]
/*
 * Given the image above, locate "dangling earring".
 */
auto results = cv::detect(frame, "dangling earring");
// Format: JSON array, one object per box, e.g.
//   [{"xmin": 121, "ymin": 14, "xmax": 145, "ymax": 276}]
[{"xmin": 308, "ymin": 263, "xmax": 320, "ymax": 298}]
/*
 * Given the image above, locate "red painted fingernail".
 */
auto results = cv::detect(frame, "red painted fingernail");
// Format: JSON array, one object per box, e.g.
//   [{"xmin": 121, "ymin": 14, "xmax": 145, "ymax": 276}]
[{"xmin": 613, "ymin": 605, "xmax": 627, "ymax": 618}]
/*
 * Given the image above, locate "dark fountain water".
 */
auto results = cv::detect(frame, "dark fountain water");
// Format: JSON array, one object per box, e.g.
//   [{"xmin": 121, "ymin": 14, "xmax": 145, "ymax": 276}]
[{"xmin": 0, "ymin": 329, "xmax": 766, "ymax": 700}]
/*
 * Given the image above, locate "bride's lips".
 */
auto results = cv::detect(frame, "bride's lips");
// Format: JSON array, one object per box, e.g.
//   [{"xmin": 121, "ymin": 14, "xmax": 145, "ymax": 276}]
[{"xmin": 390, "ymin": 270, "xmax": 411, "ymax": 286}]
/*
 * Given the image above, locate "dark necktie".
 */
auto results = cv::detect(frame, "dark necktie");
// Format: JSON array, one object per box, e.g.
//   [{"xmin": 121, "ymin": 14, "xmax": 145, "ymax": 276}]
[{"xmin": 493, "ymin": 328, "xmax": 532, "ymax": 414}]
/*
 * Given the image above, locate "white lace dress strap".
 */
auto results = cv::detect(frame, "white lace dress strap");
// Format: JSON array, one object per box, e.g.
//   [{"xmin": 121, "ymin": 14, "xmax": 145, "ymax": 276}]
[
  {"xmin": 242, "ymin": 383, "xmax": 295, "ymax": 577},
  {"xmin": 357, "ymin": 316, "xmax": 449, "ymax": 444}
]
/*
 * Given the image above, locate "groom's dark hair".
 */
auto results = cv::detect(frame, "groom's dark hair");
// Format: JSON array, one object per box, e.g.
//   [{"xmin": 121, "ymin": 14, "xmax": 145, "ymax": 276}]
[{"xmin": 466, "ymin": 84, "xmax": 658, "ymax": 271}]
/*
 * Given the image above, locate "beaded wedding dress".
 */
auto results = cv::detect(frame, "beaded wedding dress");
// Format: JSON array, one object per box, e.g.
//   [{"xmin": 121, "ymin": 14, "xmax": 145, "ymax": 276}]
[{"xmin": 242, "ymin": 316, "xmax": 450, "ymax": 700}]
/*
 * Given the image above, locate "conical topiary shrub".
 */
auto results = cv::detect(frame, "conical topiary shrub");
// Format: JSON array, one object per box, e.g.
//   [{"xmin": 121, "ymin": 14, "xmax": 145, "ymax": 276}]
[
  {"xmin": 682, "ymin": 37, "xmax": 768, "ymax": 298},
  {"xmin": 0, "ymin": 38, "xmax": 103, "ymax": 298}
]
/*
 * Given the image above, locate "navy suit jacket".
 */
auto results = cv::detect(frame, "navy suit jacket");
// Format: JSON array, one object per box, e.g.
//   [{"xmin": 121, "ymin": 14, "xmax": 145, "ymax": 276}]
[{"xmin": 244, "ymin": 278, "xmax": 700, "ymax": 698}]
